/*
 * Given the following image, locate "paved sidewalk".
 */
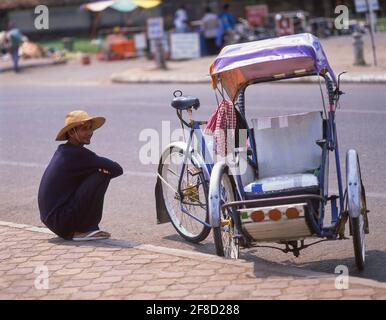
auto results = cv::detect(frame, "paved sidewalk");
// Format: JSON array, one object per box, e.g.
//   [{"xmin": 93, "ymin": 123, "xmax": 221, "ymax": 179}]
[
  {"xmin": 111, "ymin": 34, "xmax": 386, "ymax": 84},
  {"xmin": 0, "ymin": 57, "xmax": 67, "ymax": 73},
  {"xmin": 1, "ymin": 221, "xmax": 385, "ymax": 300}
]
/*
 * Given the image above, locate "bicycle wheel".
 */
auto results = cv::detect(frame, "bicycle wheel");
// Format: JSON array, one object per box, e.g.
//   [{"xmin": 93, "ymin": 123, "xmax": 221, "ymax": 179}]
[
  {"xmin": 158, "ymin": 146, "xmax": 210, "ymax": 243},
  {"xmin": 346, "ymin": 149, "xmax": 368, "ymax": 271},
  {"xmin": 351, "ymin": 214, "xmax": 366, "ymax": 271},
  {"xmin": 212, "ymin": 170, "xmax": 239, "ymax": 259}
]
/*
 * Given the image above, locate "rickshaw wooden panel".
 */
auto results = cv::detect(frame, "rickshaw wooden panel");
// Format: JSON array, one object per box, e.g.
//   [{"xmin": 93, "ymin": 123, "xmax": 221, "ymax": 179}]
[{"xmin": 243, "ymin": 217, "xmax": 313, "ymax": 242}]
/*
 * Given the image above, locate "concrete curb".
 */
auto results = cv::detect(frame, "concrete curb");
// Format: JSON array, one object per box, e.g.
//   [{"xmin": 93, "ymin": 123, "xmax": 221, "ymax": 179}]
[
  {"xmin": 1, "ymin": 219, "xmax": 386, "ymax": 290},
  {"xmin": 110, "ymin": 73, "xmax": 386, "ymax": 85}
]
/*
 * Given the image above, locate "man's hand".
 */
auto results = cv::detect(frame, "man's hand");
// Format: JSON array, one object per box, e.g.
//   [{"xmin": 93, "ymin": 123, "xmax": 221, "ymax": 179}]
[{"xmin": 98, "ymin": 168, "xmax": 111, "ymax": 175}]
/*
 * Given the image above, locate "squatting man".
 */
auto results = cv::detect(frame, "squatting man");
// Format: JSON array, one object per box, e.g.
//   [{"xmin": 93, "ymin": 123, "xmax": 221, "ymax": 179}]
[{"xmin": 38, "ymin": 110, "xmax": 123, "ymax": 241}]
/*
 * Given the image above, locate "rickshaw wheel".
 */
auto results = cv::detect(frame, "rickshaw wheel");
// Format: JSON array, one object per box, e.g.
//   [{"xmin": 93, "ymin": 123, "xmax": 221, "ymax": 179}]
[
  {"xmin": 346, "ymin": 149, "xmax": 367, "ymax": 271},
  {"xmin": 159, "ymin": 146, "xmax": 210, "ymax": 243},
  {"xmin": 212, "ymin": 171, "xmax": 239, "ymax": 259}
]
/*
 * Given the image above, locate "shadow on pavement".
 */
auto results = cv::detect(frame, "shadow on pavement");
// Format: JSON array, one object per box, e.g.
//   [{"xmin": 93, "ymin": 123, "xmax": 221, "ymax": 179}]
[
  {"xmin": 162, "ymin": 235, "xmax": 386, "ymax": 282},
  {"xmin": 162, "ymin": 234, "xmax": 216, "ymax": 253},
  {"xmin": 276, "ymin": 250, "xmax": 386, "ymax": 283}
]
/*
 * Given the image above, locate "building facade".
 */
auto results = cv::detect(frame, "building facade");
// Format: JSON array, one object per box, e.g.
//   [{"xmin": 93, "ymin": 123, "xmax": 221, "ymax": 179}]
[{"xmin": 1, "ymin": 0, "xmax": 385, "ymax": 38}]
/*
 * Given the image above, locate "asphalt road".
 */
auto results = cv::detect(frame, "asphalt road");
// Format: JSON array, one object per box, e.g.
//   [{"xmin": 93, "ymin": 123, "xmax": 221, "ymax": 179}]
[{"xmin": 1, "ymin": 73, "xmax": 385, "ymax": 282}]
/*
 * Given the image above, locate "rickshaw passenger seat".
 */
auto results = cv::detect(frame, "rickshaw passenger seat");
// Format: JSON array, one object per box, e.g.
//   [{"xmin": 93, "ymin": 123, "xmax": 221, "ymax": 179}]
[
  {"xmin": 245, "ymin": 111, "xmax": 323, "ymax": 194},
  {"xmin": 171, "ymin": 96, "xmax": 200, "ymax": 111},
  {"xmin": 244, "ymin": 173, "xmax": 319, "ymax": 194}
]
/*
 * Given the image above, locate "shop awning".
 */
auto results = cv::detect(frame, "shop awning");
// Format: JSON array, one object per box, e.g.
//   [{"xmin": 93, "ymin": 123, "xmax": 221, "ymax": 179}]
[{"xmin": 82, "ymin": 0, "xmax": 160, "ymax": 12}]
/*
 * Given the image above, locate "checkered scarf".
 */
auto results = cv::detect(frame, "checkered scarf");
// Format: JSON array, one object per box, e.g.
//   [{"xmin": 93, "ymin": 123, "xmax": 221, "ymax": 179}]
[{"xmin": 205, "ymin": 100, "xmax": 236, "ymax": 157}]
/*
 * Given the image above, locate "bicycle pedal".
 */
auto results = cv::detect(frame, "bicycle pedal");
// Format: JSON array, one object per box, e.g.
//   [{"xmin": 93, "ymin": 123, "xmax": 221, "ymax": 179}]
[{"xmin": 188, "ymin": 167, "xmax": 202, "ymax": 176}]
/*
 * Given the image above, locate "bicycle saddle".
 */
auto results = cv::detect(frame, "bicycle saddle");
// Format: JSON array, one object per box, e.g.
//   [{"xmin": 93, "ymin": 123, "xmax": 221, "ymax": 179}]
[{"xmin": 171, "ymin": 96, "xmax": 200, "ymax": 111}]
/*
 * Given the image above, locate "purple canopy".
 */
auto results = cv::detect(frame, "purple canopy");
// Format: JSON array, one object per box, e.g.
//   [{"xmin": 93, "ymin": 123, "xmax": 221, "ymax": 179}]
[{"xmin": 210, "ymin": 33, "xmax": 336, "ymax": 101}]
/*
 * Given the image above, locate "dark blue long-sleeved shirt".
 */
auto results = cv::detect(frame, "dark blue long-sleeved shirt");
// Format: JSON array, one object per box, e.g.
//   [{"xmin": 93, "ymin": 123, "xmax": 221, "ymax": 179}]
[{"xmin": 38, "ymin": 142, "xmax": 123, "ymax": 223}]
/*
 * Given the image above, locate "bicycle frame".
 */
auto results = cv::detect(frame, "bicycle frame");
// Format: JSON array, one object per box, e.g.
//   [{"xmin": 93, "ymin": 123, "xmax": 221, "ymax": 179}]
[{"xmin": 175, "ymin": 111, "xmax": 214, "ymax": 228}]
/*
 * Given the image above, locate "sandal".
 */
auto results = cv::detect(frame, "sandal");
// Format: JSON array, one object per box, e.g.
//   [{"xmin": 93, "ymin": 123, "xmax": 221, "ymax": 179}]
[{"xmin": 72, "ymin": 230, "xmax": 110, "ymax": 241}]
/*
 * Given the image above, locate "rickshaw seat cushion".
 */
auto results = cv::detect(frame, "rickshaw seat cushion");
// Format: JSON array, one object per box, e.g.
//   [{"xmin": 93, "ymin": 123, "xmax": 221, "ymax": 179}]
[
  {"xmin": 244, "ymin": 173, "xmax": 318, "ymax": 193},
  {"xmin": 251, "ymin": 111, "xmax": 323, "ymax": 178}
]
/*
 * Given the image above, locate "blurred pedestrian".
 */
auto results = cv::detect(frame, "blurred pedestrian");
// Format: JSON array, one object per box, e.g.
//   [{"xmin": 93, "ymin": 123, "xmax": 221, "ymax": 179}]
[
  {"xmin": 38, "ymin": 110, "xmax": 123, "ymax": 241},
  {"xmin": 201, "ymin": 7, "xmax": 220, "ymax": 55},
  {"xmin": 0, "ymin": 31, "xmax": 7, "ymax": 56},
  {"xmin": 218, "ymin": 3, "xmax": 237, "ymax": 47},
  {"xmin": 104, "ymin": 26, "xmax": 127, "ymax": 59},
  {"xmin": 174, "ymin": 5, "xmax": 189, "ymax": 33},
  {"xmin": 6, "ymin": 23, "xmax": 24, "ymax": 72}
]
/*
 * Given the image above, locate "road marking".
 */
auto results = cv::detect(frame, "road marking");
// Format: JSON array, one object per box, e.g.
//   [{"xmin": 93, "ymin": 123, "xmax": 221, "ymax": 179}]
[
  {"xmin": 340, "ymin": 109, "xmax": 386, "ymax": 115},
  {"xmin": 2, "ymin": 99, "xmax": 386, "ymax": 115},
  {"xmin": 103, "ymin": 102, "xmax": 386, "ymax": 115},
  {"xmin": 0, "ymin": 160, "xmax": 46, "ymax": 168},
  {"xmin": 1, "ymin": 160, "xmax": 385, "ymax": 198},
  {"xmin": 0, "ymin": 160, "xmax": 156, "ymax": 178},
  {"xmin": 329, "ymin": 189, "xmax": 386, "ymax": 200},
  {"xmin": 356, "ymin": 191, "xmax": 386, "ymax": 199},
  {"xmin": 250, "ymin": 107, "xmax": 386, "ymax": 115},
  {"xmin": 122, "ymin": 170, "xmax": 156, "ymax": 177}
]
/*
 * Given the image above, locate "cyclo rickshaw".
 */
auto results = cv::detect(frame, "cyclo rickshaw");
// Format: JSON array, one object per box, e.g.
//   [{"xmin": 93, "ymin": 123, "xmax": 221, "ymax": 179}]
[{"xmin": 155, "ymin": 33, "xmax": 369, "ymax": 271}]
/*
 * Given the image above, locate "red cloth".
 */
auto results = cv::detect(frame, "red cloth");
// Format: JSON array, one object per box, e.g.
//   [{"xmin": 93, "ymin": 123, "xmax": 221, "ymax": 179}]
[{"xmin": 205, "ymin": 100, "xmax": 236, "ymax": 157}]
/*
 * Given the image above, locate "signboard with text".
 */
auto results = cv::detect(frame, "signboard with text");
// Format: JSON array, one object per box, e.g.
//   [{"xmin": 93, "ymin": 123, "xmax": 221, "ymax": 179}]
[
  {"xmin": 354, "ymin": 0, "xmax": 379, "ymax": 12},
  {"xmin": 134, "ymin": 33, "xmax": 146, "ymax": 51},
  {"xmin": 170, "ymin": 33, "xmax": 200, "ymax": 60},
  {"xmin": 147, "ymin": 17, "xmax": 164, "ymax": 40}
]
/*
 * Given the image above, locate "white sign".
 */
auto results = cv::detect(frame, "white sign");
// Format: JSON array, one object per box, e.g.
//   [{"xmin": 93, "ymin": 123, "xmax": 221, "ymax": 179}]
[
  {"xmin": 134, "ymin": 33, "xmax": 147, "ymax": 51},
  {"xmin": 170, "ymin": 33, "xmax": 200, "ymax": 60},
  {"xmin": 147, "ymin": 17, "xmax": 164, "ymax": 40},
  {"xmin": 354, "ymin": 0, "xmax": 379, "ymax": 12}
]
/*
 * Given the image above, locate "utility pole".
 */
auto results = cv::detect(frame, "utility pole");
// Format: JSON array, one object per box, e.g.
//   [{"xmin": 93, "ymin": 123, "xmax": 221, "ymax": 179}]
[
  {"xmin": 147, "ymin": 17, "xmax": 167, "ymax": 70},
  {"xmin": 365, "ymin": 0, "xmax": 377, "ymax": 66},
  {"xmin": 154, "ymin": 38, "xmax": 167, "ymax": 70}
]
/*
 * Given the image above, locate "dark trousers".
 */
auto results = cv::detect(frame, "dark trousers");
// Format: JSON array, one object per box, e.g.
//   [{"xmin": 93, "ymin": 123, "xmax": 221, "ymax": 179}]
[
  {"xmin": 11, "ymin": 48, "xmax": 19, "ymax": 72},
  {"xmin": 45, "ymin": 172, "xmax": 110, "ymax": 240}
]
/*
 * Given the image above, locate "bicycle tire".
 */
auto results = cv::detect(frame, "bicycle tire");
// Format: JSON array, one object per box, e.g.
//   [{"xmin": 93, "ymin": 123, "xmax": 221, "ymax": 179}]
[{"xmin": 158, "ymin": 145, "xmax": 210, "ymax": 243}]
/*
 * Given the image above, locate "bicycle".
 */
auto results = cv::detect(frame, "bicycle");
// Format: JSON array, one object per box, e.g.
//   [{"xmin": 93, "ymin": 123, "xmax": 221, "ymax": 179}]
[{"xmin": 155, "ymin": 90, "xmax": 214, "ymax": 243}]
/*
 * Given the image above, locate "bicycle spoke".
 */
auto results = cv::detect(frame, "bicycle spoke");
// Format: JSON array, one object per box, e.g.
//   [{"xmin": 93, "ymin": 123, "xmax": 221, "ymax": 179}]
[
  {"xmin": 161, "ymin": 148, "xmax": 208, "ymax": 241},
  {"xmin": 167, "ymin": 168, "xmax": 178, "ymax": 176}
]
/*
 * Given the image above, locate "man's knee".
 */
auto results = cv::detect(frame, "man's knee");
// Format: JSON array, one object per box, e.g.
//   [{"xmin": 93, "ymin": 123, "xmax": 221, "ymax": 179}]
[{"xmin": 74, "ymin": 171, "xmax": 110, "ymax": 204}]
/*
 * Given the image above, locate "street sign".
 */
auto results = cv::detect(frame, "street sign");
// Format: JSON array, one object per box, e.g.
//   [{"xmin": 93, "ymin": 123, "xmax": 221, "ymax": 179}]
[
  {"xmin": 147, "ymin": 17, "xmax": 164, "ymax": 40},
  {"xmin": 354, "ymin": 0, "xmax": 379, "ymax": 12},
  {"xmin": 170, "ymin": 33, "xmax": 200, "ymax": 60},
  {"xmin": 245, "ymin": 5, "xmax": 268, "ymax": 27}
]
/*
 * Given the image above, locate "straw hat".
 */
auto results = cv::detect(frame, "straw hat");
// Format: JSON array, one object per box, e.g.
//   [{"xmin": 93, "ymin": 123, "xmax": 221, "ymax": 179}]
[{"xmin": 55, "ymin": 110, "xmax": 105, "ymax": 141}]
